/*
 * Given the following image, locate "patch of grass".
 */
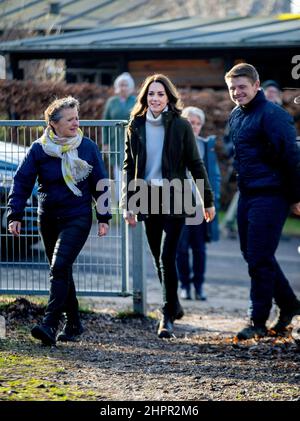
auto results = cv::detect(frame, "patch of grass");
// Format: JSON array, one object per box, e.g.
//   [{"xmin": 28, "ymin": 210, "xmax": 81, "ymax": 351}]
[
  {"xmin": 283, "ymin": 216, "xmax": 300, "ymax": 236},
  {"xmin": 0, "ymin": 345, "xmax": 97, "ymax": 401},
  {"xmin": 78, "ymin": 299, "xmax": 96, "ymax": 315},
  {"xmin": 0, "ymin": 301, "xmax": 12, "ymax": 312},
  {"xmin": 0, "ymin": 377, "xmax": 96, "ymax": 401},
  {"xmin": 0, "ymin": 295, "xmax": 47, "ymax": 308},
  {"xmin": 147, "ymin": 311, "xmax": 160, "ymax": 320},
  {"xmin": 115, "ymin": 309, "xmax": 145, "ymax": 319}
]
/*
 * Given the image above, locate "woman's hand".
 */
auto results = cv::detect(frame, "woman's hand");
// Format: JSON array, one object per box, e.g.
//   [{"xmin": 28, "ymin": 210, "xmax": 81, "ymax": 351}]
[
  {"xmin": 124, "ymin": 211, "xmax": 137, "ymax": 227},
  {"xmin": 8, "ymin": 221, "xmax": 21, "ymax": 237},
  {"xmin": 98, "ymin": 223, "xmax": 109, "ymax": 237},
  {"xmin": 204, "ymin": 206, "xmax": 216, "ymax": 223}
]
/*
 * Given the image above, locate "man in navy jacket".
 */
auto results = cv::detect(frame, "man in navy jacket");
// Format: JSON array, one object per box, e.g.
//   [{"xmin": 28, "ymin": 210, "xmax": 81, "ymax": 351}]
[{"xmin": 225, "ymin": 63, "xmax": 300, "ymax": 340}]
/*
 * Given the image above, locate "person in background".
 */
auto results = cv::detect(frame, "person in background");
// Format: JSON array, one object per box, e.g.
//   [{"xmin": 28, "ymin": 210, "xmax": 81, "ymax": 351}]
[
  {"xmin": 261, "ymin": 79, "xmax": 282, "ymax": 105},
  {"xmin": 176, "ymin": 107, "xmax": 221, "ymax": 301},
  {"xmin": 121, "ymin": 74, "xmax": 215, "ymax": 339},
  {"xmin": 225, "ymin": 63, "xmax": 300, "ymax": 340},
  {"xmin": 8, "ymin": 97, "xmax": 111, "ymax": 346},
  {"xmin": 102, "ymin": 72, "xmax": 136, "ymax": 203}
]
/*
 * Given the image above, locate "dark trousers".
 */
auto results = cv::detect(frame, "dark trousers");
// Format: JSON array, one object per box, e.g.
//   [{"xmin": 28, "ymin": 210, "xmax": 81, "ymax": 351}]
[
  {"xmin": 144, "ymin": 215, "xmax": 185, "ymax": 316},
  {"xmin": 176, "ymin": 222, "xmax": 206, "ymax": 294},
  {"xmin": 39, "ymin": 213, "xmax": 92, "ymax": 328},
  {"xmin": 237, "ymin": 194, "xmax": 297, "ymax": 325}
]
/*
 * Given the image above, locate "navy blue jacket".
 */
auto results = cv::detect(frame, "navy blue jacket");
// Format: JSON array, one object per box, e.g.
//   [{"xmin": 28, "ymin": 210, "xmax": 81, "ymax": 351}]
[
  {"xmin": 228, "ymin": 90, "xmax": 300, "ymax": 203},
  {"xmin": 7, "ymin": 136, "xmax": 111, "ymax": 224}
]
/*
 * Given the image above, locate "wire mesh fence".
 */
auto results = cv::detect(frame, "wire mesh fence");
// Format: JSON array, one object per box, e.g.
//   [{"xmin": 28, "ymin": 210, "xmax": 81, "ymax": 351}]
[{"xmin": 0, "ymin": 120, "xmax": 132, "ymax": 298}]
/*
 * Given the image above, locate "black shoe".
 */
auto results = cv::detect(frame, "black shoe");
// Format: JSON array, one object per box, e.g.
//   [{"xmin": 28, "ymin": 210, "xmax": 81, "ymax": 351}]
[
  {"xmin": 236, "ymin": 324, "xmax": 267, "ymax": 340},
  {"xmin": 56, "ymin": 321, "xmax": 84, "ymax": 342},
  {"xmin": 157, "ymin": 314, "xmax": 174, "ymax": 339},
  {"xmin": 31, "ymin": 324, "xmax": 57, "ymax": 346},
  {"xmin": 271, "ymin": 300, "xmax": 300, "ymax": 334}
]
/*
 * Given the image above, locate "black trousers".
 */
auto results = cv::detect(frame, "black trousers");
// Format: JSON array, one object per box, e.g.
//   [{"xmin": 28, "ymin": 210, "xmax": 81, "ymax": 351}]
[
  {"xmin": 144, "ymin": 214, "xmax": 185, "ymax": 317},
  {"xmin": 38, "ymin": 213, "xmax": 92, "ymax": 328}
]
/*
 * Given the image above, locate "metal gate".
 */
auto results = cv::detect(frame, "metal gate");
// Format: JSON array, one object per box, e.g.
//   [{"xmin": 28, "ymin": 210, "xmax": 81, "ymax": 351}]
[{"xmin": 0, "ymin": 120, "xmax": 146, "ymax": 314}]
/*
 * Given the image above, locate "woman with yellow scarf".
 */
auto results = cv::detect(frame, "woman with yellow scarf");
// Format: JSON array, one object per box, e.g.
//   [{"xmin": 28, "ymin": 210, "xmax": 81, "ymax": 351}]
[{"xmin": 8, "ymin": 96, "xmax": 111, "ymax": 345}]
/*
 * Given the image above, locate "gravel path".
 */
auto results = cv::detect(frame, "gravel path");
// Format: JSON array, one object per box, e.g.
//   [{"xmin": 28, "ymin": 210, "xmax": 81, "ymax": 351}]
[{"xmin": 0, "ymin": 236, "xmax": 299, "ymax": 401}]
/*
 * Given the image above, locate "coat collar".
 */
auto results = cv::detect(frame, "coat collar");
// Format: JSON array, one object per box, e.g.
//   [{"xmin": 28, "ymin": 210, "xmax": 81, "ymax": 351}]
[{"xmin": 240, "ymin": 89, "xmax": 266, "ymax": 113}]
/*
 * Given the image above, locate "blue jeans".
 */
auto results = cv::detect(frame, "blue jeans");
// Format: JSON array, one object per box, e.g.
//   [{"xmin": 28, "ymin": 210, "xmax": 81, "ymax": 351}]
[
  {"xmin": 39, "ymin": 213, "xmax": 92, "ymax": 328},
  {"xmin": 176, "ymin": 222, "xmax": 206, "ymax": 294},
  {"xmin": 237, "ymin": 194, "xmax": 297, "ymax": 325}
]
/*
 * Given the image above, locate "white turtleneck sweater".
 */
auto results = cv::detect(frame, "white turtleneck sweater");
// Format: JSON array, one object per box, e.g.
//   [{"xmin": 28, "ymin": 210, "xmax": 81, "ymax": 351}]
[{"xmin": 144, "ymin": 108, "xmax": 166, "ymax": 186}]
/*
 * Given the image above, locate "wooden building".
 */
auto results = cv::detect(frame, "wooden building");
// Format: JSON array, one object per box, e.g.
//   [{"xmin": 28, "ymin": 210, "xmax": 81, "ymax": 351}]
[{"xmin": 0, "ymin": 14, "xmax": 300, "ymax": 88}]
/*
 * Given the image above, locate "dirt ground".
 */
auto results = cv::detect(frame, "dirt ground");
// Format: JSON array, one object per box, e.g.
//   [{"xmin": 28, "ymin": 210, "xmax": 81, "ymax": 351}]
[{"xmin": 0, "ymin": 296, "xmax": 299, "ymax": 402}]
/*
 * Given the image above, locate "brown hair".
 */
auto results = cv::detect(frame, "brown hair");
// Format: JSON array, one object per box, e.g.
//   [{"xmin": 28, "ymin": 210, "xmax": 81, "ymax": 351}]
[
  {"xmin": 225, "ymin": 63, "xmax": 259, "ymax": 84},
  {"xmin": 44, "ymin": 96, "xmax": 79, "ymax": 125},
  {"xmin": 130, "ymin": 74, "xmax": 183, "ymax": 118}
]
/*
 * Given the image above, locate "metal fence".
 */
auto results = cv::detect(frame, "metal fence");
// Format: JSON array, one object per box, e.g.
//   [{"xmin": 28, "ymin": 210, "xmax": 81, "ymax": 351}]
[{"xmin": 0, "ymin": 120, "xmax": 146, "ymax": 314}]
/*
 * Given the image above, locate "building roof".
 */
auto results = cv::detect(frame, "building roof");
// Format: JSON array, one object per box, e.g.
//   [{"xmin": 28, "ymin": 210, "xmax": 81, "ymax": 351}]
[
  {"xmin": 0, "ymin": 0, "xmax": 154, "ymax": 31},
  {"xmin": 0, "ymin": 0, "xmax": 292, "ymax": 33},
  {"xmin": 0, "ymin": 14, "xmax": 299, "ymax": 53}
]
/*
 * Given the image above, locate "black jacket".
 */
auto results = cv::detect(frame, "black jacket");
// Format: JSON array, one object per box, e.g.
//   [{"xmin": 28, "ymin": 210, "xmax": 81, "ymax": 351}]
[
  {"xmin": 121, "ymin": 110, "xmax": 214, "ymax": 218},
  {"xmin": 229, "ymin": 90, "xmax": 300, "ymax": 203}
]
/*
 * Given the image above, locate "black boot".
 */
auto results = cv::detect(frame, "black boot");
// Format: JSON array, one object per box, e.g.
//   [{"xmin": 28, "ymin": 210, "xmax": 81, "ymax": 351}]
[
  {"xmin": 56, "ymin": 320, "xmax": 84, "ymax": 342},
  {"xmin": 236, "ymin": 323, "xmax": 267, "ymax": 340},
  {"xmin": 157, "ymin": 312, "xmax": 174, "ymax": 339},
  {"xmin": 271, "ymin": 299, "xmax": 300, "ymax": 334},
  {"xmin": 31, "ymin": 324, "xmax": 57, "ymax": 346}
]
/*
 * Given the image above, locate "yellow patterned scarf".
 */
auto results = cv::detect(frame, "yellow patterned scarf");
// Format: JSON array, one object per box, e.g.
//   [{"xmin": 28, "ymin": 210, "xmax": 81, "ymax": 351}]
[{"xmin": 38, "ymin": 127, "xmax": 93, "ymax": 197}]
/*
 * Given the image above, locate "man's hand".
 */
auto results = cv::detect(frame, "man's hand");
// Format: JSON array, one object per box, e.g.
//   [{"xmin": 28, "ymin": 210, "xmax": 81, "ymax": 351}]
[
  {"xmin": 98, "ymin": 223, "xmax": 109, "ymax": 237},
  {"xmin": 8, "ymin": 221, "xmax": 21, "ymax": 236},
  {"xmin": 291, "ymin": 202, "xmax": 300, "ymax": 216}
]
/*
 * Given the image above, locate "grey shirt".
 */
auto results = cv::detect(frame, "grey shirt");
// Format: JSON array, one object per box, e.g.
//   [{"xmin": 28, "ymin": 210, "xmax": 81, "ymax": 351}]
[{"xmin": 144, "ymin": 108, "xmax": 165, "ymax": 186}]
